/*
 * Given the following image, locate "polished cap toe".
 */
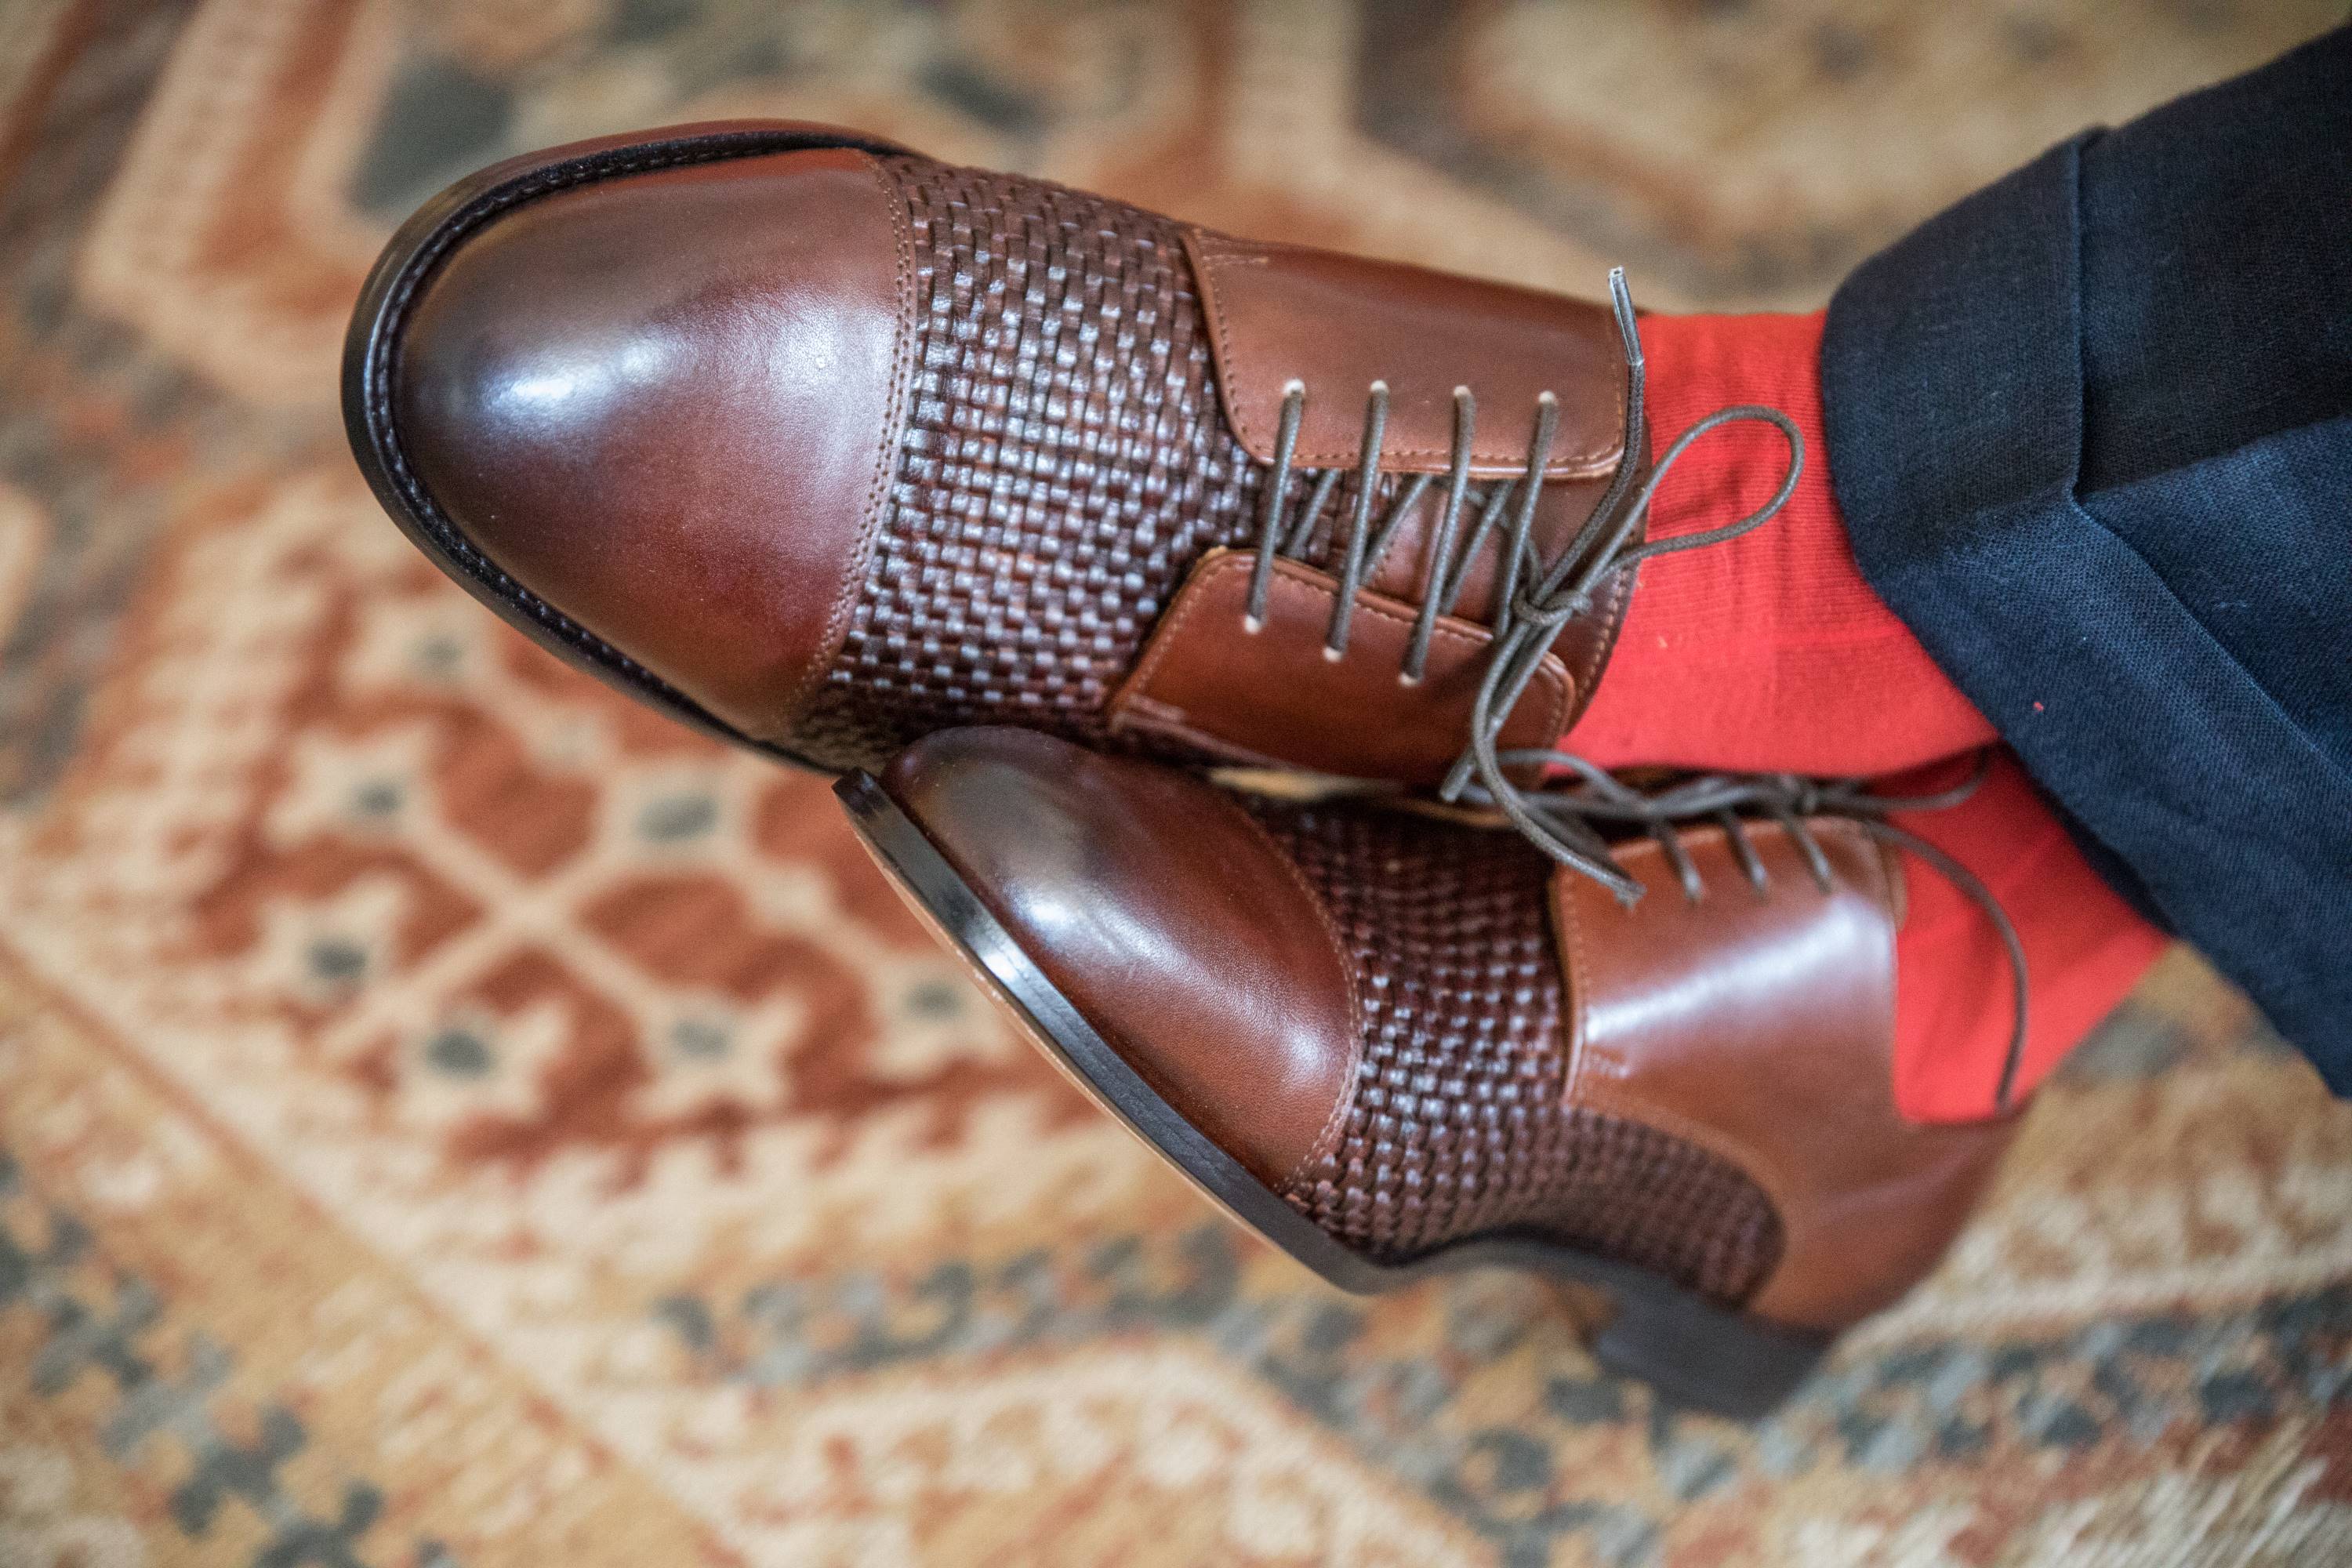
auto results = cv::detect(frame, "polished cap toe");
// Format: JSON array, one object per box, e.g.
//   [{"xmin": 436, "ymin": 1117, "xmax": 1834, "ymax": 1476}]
[
  {"xmin": 390, "ymin": 144, "xmax": 913, "ymax": 741},
  {"xmin": 878, "ymin": 728, "xmax": 1362, "ymax": 1189}
]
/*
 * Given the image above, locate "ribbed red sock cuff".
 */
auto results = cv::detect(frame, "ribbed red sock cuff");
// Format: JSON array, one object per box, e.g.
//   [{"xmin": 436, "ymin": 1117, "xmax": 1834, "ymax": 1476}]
[
  {"xmin": 1569, "ymin": 310, "xmax": 1996, "ymax": 776},
  {"xmin": 1886, "ymin": 753, "xmax": 2170, "ymax": 1123}
]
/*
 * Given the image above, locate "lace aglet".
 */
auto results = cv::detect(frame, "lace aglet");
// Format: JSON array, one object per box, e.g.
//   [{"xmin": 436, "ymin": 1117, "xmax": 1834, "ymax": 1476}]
[
  {"xmin": 1606, "ymin": 268, "xmax": 1641, "ymax": 372},
  {"xmin": 1436, "ymin": 752, "xmax": 1476, "ymax": 803}
]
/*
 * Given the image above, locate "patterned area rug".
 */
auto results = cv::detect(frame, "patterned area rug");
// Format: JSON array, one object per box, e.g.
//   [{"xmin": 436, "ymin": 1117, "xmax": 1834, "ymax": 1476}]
[{"xmin": 4, "ymin": 3, "xmax": 2350, "ymax": 1564}]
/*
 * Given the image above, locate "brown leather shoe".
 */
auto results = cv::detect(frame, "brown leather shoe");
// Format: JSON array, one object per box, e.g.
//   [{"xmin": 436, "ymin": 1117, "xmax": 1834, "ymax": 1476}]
[
  {"xmin": 344, "ymin": 122, "xmax": 1792, "ymax": 789},
  {"xmin": 837, "ymin": 727, "xmax": 2015, "ymax": 1417}
]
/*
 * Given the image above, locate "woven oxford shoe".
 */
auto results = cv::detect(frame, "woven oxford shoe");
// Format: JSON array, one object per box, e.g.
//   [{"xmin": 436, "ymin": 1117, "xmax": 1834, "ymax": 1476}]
[
  {"xmin": 346, "ymin": 122, "xmax": 1793, "ymax": 789},
  {"xmin": 837, "ymin": 727, "xmax": 2016, "ymax": 1417}
]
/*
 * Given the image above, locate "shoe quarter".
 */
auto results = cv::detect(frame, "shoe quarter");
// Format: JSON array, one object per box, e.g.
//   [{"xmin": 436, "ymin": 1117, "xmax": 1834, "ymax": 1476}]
[{"xmin": 1551, "ymin": 822, "xmax": 2014, "ymax": 1330}]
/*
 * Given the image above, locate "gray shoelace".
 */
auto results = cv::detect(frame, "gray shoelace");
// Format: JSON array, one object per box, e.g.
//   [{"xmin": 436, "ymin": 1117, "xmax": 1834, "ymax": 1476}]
[{"xmin": 1242, "ymin": 268, "xmax": 2031, "ymax": 1110}]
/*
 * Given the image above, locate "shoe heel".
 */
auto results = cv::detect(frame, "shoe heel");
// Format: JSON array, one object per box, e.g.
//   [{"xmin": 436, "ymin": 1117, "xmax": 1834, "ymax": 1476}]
[{"xmin": 1588, "ymin": 1282, "xmax": 1829, "ymax": 1420}]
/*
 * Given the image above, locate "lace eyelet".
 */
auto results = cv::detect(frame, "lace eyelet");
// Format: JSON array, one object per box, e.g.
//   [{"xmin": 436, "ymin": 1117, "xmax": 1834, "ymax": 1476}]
[{"xmin": 1241, "ymin": 615, "xmax": 1265, "ymax": 634}]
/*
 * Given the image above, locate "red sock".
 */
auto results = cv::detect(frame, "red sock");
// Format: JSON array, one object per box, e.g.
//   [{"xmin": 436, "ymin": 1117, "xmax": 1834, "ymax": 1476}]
[
  {"xmin": 1569, "ymin": 311, "xmax": 1998, "ymax": 776},
  {"xmin": 1885, "ymin": 752, "xmax": 2170, "ymax": 1123}
]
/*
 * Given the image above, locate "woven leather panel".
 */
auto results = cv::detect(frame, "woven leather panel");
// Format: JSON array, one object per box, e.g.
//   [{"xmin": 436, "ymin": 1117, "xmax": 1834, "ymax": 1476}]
[
  {"xmin": 790, "ymin": 155, "xmax": 1270, "ymax": 769},
  {"xmin": 1252, "ymin": 801, "xmax": 1784, "ymax": 1306}
]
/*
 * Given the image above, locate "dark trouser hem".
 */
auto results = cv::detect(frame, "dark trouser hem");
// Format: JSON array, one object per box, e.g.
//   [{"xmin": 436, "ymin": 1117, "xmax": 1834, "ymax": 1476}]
[{"xmin": 1820, "ymin": 26, "xmax": 2352, "ymax": 1091}]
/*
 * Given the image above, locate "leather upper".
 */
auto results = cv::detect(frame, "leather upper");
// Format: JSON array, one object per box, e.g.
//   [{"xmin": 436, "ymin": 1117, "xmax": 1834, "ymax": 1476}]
[
  {"xmin": 1555, "ymin": 827, "xmax": 2013, "ymax": 1330},
  {"xmin": 1098, "ymin": 227, "xmax": 1646, "ymax": 780},
  {"xmin": 368, "ymin": 124, "xmax": 1642, "ymax": 782},
  {"xmin": 873, "ymin": 728, "xmax": 2017, "ymax": 1334},
  {"xmin": 879, "ymin": 728, "xmax": 1361, "ymax": 1190},
  {"xmin": 393, "ymin": 145, "xmax": 916, "ymax": 742},
  {"xmin": 1184, "ymin": 229, "xmax": 1628, "ymax": 481}
]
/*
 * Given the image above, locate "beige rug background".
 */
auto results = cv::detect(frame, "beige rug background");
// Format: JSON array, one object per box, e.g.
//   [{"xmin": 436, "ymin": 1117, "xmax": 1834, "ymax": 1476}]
[{"xmin": 4, "ymin": 3, "xmax": 2350, "ymax": 1564}]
